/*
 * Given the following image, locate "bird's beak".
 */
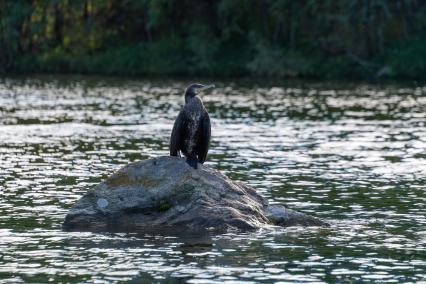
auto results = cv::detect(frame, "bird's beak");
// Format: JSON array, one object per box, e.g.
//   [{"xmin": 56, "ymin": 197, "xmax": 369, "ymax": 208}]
[
  {"xmin": 200, "ymin": 84, "xmax": 215, "ymax": 91},
  {"xmin": 198, "ymin": 84, "xmax": 215, "ymax": 97}
]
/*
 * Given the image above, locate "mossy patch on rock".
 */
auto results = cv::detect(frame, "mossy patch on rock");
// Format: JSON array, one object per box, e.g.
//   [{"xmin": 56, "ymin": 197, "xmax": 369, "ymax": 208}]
[
  {"xmin": 157, "ymin": 203, "xmax": 172, "ymax": 211},
  {"xmin": 106, "ymin": 171, "xmax": 132, "ymax": 187}
]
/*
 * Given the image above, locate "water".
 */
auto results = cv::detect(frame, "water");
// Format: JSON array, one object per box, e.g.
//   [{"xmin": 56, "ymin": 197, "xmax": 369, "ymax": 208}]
[{"xmin": 0, "ymin": 76, "xmax": 425, "ymax": 283}]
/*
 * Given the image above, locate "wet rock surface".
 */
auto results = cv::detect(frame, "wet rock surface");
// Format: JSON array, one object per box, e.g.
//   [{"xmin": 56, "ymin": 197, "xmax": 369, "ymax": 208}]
[{"xmin": 63, "ymin": 156, "xmax": 328, "ymax": 233}]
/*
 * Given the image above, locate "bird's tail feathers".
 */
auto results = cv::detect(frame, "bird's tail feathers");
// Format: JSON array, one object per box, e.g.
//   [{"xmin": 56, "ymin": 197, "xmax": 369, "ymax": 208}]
[{"xmin": 186, "ymin": 157, "xmax": 198, "ymax": 169}]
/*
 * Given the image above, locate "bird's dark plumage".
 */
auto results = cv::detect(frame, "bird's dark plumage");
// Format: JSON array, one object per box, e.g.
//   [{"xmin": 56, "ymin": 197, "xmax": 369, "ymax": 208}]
[{"xmin": 170, "ymin": 84, "xmax": 213, "ymax": 169}]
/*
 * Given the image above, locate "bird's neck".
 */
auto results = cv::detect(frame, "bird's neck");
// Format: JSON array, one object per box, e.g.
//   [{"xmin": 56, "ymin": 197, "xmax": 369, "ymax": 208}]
[{"xmin": 186, "ymin": 95, "xmax": 203, "ymax": 105}]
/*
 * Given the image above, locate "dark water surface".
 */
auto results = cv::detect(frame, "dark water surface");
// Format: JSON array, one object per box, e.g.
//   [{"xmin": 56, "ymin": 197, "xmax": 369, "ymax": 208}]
[{"xmin": 0, "ymin": 76, "xmax": 425, "ymax": 283}]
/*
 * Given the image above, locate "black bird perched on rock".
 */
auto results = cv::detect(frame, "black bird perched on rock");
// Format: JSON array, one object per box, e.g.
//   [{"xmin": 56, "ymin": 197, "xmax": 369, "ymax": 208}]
[{"xmin": 170, "ymin": 83, "xmax": 214, "ymax": 169}]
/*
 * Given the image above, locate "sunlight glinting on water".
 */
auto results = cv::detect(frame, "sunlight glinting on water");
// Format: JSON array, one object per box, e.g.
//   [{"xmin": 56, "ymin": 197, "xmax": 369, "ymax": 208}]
[{"xmin": 0, "ymin": 77, "xmax": 425, "ymax": 283}]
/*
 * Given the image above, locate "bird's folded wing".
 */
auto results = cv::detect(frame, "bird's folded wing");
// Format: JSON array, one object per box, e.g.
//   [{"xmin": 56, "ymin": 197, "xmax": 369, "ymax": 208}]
[
  {"xmin": 197, "ymin": 112, "xmax": 211, "ymax": 163},
  {"xmin": 170, "ymin": 110, "xmax": 186, "ymax": 156}
]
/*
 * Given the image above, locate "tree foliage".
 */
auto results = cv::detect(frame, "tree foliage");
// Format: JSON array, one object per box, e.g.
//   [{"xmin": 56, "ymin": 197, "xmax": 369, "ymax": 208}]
[{"xmin": 1, "ymin": 0, "xmax": 426, "ymax": 79}]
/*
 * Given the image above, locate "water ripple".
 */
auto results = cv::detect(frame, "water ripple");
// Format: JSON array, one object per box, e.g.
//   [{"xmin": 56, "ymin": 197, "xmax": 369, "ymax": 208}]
[{"xmin": 0, "ymin": 77, "xmax": 425, "ymax": 283}]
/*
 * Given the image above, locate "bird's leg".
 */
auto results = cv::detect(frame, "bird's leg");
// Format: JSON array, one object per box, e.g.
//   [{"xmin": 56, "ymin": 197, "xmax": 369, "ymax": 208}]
[{"xmin": 186, "ymin": 157, "xmax": 198, "ymax": 169}]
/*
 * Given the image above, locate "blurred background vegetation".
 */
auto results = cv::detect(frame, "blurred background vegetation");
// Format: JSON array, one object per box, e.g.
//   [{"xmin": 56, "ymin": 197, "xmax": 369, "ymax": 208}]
[{"xmin": 1, "ymin": 0, "xmax": 426, "ymax": 79}]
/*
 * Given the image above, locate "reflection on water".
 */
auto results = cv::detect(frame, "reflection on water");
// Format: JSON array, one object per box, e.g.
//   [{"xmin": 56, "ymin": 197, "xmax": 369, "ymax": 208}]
[{"xmin": 0, "ymin": 76, "xmax": 425, "ymax": 283}]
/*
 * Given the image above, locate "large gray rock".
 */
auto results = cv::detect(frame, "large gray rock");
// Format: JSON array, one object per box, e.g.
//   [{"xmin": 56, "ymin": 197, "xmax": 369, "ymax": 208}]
[{"xmin": 63, "ymin": 156, "xmax": 328, "ymax": 233}]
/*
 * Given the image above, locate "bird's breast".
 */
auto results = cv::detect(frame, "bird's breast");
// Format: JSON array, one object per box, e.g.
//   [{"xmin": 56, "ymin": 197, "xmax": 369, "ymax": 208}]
[{"xmin": 182, "ymin": 110, "xmax": 203, "ymax": 155}]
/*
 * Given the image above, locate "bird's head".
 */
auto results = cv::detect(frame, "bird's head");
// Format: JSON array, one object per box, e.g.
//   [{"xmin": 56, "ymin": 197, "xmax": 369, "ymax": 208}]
[{"xmin": 184, "ymin": 83, "xmax": 215, "ymax": 104}]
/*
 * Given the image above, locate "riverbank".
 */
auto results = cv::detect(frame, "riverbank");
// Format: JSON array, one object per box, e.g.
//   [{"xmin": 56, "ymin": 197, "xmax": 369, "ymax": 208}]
[
  {"xmin": 6, "ymin": 39, "xmax": 426, "ymax": 81},
  {"xmin": 2, "ymin": 2, "xmax": 426, "ymax": 81}
]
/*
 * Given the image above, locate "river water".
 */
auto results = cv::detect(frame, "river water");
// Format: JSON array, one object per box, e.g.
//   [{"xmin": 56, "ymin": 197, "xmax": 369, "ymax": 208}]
[{"xmin": 0, "ymin": 76, "xmax": 425, "ymax": 283}]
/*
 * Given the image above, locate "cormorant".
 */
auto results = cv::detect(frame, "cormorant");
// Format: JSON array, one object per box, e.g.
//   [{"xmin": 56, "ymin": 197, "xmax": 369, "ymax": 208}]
[{"xmin": 170, "ymin": 83, "xmax": 214, "ymax": 169}]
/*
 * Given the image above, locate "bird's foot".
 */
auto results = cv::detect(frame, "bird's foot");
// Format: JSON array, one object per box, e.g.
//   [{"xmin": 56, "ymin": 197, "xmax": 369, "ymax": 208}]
[{"xmin": 186, "ymin": 158, "xmax": 198, "ymax": 169}]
